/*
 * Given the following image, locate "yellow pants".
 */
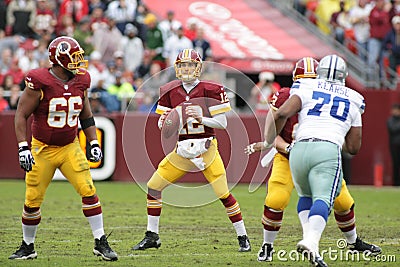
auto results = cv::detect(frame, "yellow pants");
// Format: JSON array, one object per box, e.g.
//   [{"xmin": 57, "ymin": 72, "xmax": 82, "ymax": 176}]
[
  {"xmin": 265, "ymin": 153, "xmax": 354, "ymax": 211},
  {"xmin": 25, "ymin": 137, "xmax": 96, "ymax": 207},
  {"xmin": 147, "ymin": 139, "xmax": 230, "ymax": 199}
]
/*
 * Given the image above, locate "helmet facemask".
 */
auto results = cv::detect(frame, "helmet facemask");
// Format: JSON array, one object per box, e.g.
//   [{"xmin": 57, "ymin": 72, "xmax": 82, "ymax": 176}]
[{"xmin": 174, "ymin": 49, "xmax": 202, "ymax": 82}]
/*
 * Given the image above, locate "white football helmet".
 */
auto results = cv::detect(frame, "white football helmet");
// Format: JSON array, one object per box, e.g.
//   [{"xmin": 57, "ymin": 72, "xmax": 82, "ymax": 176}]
[{"xmin": 316, "ymin": 54, "xmax": 348, "ymax": 85}]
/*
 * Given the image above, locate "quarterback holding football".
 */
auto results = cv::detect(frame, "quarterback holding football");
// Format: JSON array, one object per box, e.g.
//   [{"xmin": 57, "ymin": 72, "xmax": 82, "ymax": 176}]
[{"xmin": 133, "ymin": 48, "xmax": 251, "ymax": 252}]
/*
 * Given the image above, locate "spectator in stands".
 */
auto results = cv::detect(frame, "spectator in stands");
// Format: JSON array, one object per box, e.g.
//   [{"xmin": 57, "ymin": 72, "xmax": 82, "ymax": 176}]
[
  {"xmin": 3, "ymin": 59, "xmax": 25, "ymax": 88},
  {"xmin": 89, "ymin": 6, "xmax": 108, "ymax": 31},
  {"xmin": 368, "ymin": 0, "xmax": 392, "ymax": 82},
  {"xmin": 6, "ymin": 83, "xmax": 21, "ymax": 110},
  {"xmin": 143, "ymin": 13, "xmax": 165, "ymax": 69},
  {"xmin": 90, "ymin": 79, "xmax": 120, "ymax": 113},
  {"xmin": 88, "ymin": 0, "xmax": 106, "ymax": 14},
  {"xmin": 113, "ymin": 50, "xmax": 127, "ymax": 73},
  {"xmin": 184, "ymin": 17, "xmax": 198, "ymax": 41},
  {"xmin": 382, "ymin": 15, "xmax": 400, "ymax": 81},
  {"xmin": 73, "ymin": 15, "xmax": 94, "ymax": 56},
  {"xmin": 389, "ymin": 0, "xmax": 400, "ymax": 20},
  {"xmin": 33, "ymin": 0, "xmax": 57, "ymax": 40},
  {"xmin": 141, "ymin": 62, "xmax": 169, "ymax": 104},
  {"xmin": 387, "ymin": 103, "xmax": 400, "ymax": 186},
  {"xmin": 105, "ymin": 0, "xmax": 137, "ymax": 34},
  {"xmin": 6, "ymin": 0, "xmax": 36, "ymax": 37},
  {"xmin": 330, "ymin": 1, "xmax": 350, "ymax": 44},
  {"xmin": 32, "ymin": 38, "xmax": 49, "ymax": 64},
  {"xmin": 250, "ymin": 71, "xmax": 280, "ymax": 115},
  {"xmin": 163, "ymin": 26, "xmax": 193, "ymax": 68},
  {"xmin": 59, "ymin": 0, "xmax": 89, "ymax": 24},
  {"xmin": 1, "ymin": 74, "xmax": 14, "ymax": 91},
  {"xmin": 0, "ymin": 47, "xmax": 13, "ymax": 75},
  {"xmin": 134, "ymin": 2, "xmax": 149, "ymax": 41},
  {"xmin": 0, "ymin": 1, "xmax": 7, "ymax": 33},
  {"xmin": 0, "ymin": 86, "xmax": 10, "ymax": 112},
  {"xmin": 349, "ymin": 0, "xmax": 373, "ymax": 62},
  {"xmin": 18, "ymin": 48, "xmax": 39, "ymax": 73},
  {"xmin": 158, "ymin": 10, "xmax": 182, "ymax": 42},
  {"xmin": 134, "ymin": 50, "xmax": 152, "ymax": 79},
  {"xmin": 88, "ymin": 50, "xmax": 111, "ymax": 89},
  {"xmin": 56, "ymin": 14, "xmax": 75, "ymax": 37},
  {"xmin": 92, "ymin": 15, "xmax": 123, "ymax": 63},
  {"xmin": 119, "ymin": 23, "xmax": 144, "ymax": 73},
  {"xmin": 193, "ymin": 27, "xmax": 212, "ymax": 61},
  {"xmin": 107, "ymin": 71, "xmax": 135, "ymax": 110}
]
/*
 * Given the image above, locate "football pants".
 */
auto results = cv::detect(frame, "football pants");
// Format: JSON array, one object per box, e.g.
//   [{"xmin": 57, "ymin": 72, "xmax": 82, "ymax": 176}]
[
  {"xmin": 25, "ymin": 137, "xmax": 96, "ymax": 208},
  {"xmin": 147, "ymin": 139, "xmax": 230, "ymax": 199}
]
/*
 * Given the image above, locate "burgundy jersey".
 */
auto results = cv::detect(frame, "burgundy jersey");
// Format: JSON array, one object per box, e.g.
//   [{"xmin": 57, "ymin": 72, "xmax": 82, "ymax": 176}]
[
  {"xmin": 25, "ymin": 68, "xmax": 91, "ymax": 146},
  {"xmin": 156, "ymin": 80, "xmax": 231, "ymax": 141},
  {"xmin": 270, "ymin": 87, "xmax": 298, "ymax": 152}
]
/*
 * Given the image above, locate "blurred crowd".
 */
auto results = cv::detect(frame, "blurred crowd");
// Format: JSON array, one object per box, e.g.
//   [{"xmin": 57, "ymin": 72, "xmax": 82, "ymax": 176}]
[
  {"xmin": 0, "ymin": 0, "xmax": 213, "ymax": 113},
  {"xmin": 294, "ymin": 0, "xmax": 400, "ymax": 88}
]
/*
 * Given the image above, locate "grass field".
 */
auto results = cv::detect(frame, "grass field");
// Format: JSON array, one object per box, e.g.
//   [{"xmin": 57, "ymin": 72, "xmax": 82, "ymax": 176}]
[{"xmin": 0, "ymin": 180, "xmax": 399, "ymax": 267}]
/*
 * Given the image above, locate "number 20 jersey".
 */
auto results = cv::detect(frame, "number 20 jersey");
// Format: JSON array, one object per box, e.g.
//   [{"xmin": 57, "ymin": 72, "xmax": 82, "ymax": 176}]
[
  {"xmin": 156, "ymin": 80, "xmax": 231, "ymax": 141},
  {"xmin": 290, "ymin": 78, "xmax": 365, "ymax": 147},
  {"xmin": 25, "ymin": 68, "xmax": 91, "ymax": 146}
]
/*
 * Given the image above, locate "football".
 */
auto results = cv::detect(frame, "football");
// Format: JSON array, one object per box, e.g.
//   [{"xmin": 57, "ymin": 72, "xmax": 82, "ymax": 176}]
[{"xmin": 161, "ymin": 108, "xmax": 181, "ymax": 138}]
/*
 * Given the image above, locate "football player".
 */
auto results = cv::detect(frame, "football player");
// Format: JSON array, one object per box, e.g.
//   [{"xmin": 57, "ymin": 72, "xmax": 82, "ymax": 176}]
[
  {"xmin": 246, "ymin": 57, "xmax": 381, "ymax": 263},
  {"xmin": 10, "ymin": 36, "xmax": 118, "ymax": 261},
  {"xmin": 132, "ymin": 48, "xmax": 251, "ymax": 252}
]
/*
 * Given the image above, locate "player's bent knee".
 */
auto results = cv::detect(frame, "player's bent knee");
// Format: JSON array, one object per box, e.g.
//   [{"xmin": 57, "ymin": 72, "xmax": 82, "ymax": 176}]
[{"xmin": 265, "ymin": 190, "xmax": 291, "ymax": 211}]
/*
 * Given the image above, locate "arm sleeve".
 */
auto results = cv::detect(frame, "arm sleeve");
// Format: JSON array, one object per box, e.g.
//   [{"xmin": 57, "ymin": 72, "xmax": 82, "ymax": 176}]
[{"xmin": 201, "ymin": 113, "xmax": 227, "ymax": 129}]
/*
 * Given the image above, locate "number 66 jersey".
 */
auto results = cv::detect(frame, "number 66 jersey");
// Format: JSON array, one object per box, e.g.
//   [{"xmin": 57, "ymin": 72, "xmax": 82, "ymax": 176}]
[
  {"xmin": 290, "ymin": 78, "xmax": 365, "ymax": 147},
  {"xmin": 25, "ymin": 68, "xmax": 90, "ymax": 146}
]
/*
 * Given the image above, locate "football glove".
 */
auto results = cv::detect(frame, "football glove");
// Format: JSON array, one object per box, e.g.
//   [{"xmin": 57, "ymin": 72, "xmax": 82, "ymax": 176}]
[
  {"xmin": 158, "ymin": 109, "xmax": 171, "ymax": 130},
  {"xmin": 89, "ymin": 140, "xmax": 103, "ymax": 162},
  {"xmin": 18, "ymin": 142, "xmax": 35, "ymax": 172},
  {"xmin": 285, "ymin": 142, "xmax": 295, "ymax": 154},
  {"xmin": 244, "ymin": 141, "xmax": 273, "ymax": 155}
]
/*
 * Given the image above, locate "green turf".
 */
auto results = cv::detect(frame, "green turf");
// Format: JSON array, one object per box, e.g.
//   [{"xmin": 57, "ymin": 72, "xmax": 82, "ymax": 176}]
[{"xmin": 0, "ymin": 180, "xmax": 399, "ymax": 266}]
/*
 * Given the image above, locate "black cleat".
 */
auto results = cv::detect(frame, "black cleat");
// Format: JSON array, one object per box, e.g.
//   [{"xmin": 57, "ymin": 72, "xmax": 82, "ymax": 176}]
[
  {"xmin": 314, "ymin": 255, "xmax": 328, "ymax": 267},
  {"xmin": 237, "ymin": 235, "xmax": 251, "ymax": 252},
  {"xmin": 93, "ymin": 235, "xmax": 118, "ymax": 261},
  {"xmin": 9, "ymin": 241, "xmax": 37, "ymax": 260},
  {"xmin": 132, "ymin": 231, "xmax": 161, "ymax": 250},
  {"xmin": 348, "ymin": 236, "xmax": 382, "ymax": 255},
  {"xmin": 257, "ymin": 243, "xmax": 274, "ymax": 261}
]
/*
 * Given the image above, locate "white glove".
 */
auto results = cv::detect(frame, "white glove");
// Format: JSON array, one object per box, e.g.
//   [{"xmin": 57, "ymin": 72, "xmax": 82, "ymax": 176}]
[
  {"xmin": 244, "ymin": 141, "xmax": 273, "ymax": 155},
  {"xmin": 18, "ymin": 142, "xmax": 35, "ymax": 172},
  {"xmin": 89, "ymin": 140, "xmax": 103, "ymax": 162}
]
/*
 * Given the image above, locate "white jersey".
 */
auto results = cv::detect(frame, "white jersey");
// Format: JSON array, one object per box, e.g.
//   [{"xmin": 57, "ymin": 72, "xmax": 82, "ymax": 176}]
[{"xmin": 290, "ymin": 78, "xmax": 365, "ymax": 147}]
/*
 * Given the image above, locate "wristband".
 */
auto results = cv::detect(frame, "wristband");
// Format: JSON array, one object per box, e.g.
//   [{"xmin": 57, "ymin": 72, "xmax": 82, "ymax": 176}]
[
  {"xmin": 18, "ymin": 141, "xmax": 28, "ymax": 148},
  {"xmin": 90, "ymin": 140, "xmax": 99, "ymax": 146}
]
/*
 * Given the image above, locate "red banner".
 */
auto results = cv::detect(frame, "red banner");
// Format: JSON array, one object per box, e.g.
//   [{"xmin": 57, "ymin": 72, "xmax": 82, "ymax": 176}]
[{"xmin": 146, "ymin": 0, "xmax": 332, "ymax": 73}]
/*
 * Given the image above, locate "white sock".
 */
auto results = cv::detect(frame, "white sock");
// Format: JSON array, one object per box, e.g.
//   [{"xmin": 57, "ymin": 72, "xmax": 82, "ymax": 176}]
[
  {"xmin": 87, "ymin": 214, "xmax": 105, "ymax": 239},
  {"xmin": 263, "ymin": 229, "xmax": 278, "ymax": 244},
  {"xmin": 147, "ymin": 215, "xmax": 160, "ymax": 234},
  {"xmin": 343, "ymin": 227, "xmax": 357, "ymax": 244},
  {"xmin": 307, "ymin": 215, "xmax": 326, "ymax": 253},
  {"xmin": 233, "ymin": 220, "xmax": 247, "ymax": 236},
  {"xmin": 22, "ymin": 224, "xmax": 38, "ymax": 245},
  {"xmin": 298, "ymin": 210, "xmax": 310, "ymax": 240}
]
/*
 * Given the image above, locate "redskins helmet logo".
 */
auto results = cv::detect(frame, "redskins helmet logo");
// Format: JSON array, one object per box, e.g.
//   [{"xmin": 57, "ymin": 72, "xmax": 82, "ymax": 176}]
[{"xmin": 57, "ymin": 41, "xmax": 71, "ymax": 55}]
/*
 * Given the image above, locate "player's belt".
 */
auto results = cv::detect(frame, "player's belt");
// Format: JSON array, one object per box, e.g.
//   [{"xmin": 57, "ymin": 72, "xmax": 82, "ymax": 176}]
[{"xmin": 299, "ymin": 138, "xmax": 335, "ymax": 144}]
